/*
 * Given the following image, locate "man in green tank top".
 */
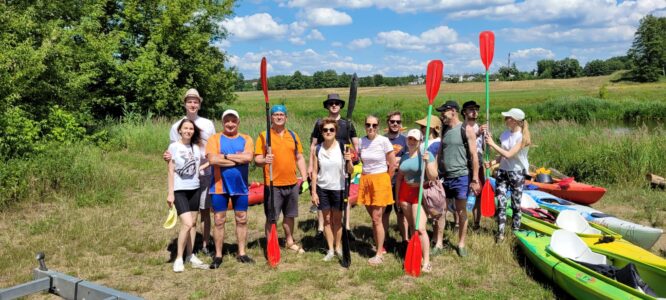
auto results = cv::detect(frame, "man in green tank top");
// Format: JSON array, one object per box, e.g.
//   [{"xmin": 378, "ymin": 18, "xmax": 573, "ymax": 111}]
[{"xmin": 435, "ymin": 100, "xmax": 481, "ymax": 257}]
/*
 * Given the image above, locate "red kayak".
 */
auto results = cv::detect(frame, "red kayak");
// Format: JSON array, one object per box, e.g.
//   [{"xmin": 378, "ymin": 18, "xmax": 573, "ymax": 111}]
[{"xmin": 525, "ymin": 177, "xmax": 606, "ymax": 205}]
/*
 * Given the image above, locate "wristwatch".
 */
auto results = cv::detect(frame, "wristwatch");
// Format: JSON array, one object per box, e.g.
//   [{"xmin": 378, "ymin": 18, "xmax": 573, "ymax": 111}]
[{"xmin": 224, "ymin": 154, "xmax": 228, "ymax": 160}]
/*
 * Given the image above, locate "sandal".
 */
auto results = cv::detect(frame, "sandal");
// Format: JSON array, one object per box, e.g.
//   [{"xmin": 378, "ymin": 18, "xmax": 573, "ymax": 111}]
[
  {"xmin": 368, "ymin": 255, "xmax": 383, "ymax": 266},
  {"xmin": 421, "ymin": 262, "xmax": 432, "ymax": 273},
  {"xmin": 286, "ymin": 243, "xmax": 305, "ymax": 254}
]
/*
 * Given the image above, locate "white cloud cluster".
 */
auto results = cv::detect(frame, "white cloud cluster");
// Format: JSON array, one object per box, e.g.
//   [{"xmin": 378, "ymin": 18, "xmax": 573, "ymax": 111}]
[
  {"xmin": 348, "ymin": 38, "xmax": 372, "ymax": 50},
  {"xmin": 375, "ymin": 26, "xmax": 458, "ymax": 51},
  {"xmin": 511, "ymin": 48, "xmax": 555, "ymax": 60},
  {"xmin": 221, "ymin": 13, "xmax": 288, "ymax": 40},
  {"xmin": 301, "ymin": 8, "xmax": 352, "ymax": 26},
  {"xmin": 280, "ymin": 0, "xmax": 512, "ymax": 13},
  {"xmin": 500, "ymin": 24, "xmax": 637, "ymax": 44}
]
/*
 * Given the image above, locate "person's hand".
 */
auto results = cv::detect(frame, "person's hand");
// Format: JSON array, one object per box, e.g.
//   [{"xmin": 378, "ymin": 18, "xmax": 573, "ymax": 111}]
[
  {"xmin": 163, "ymin": 150, "xmax": 172, "ymax": 162},
  {"xmin": 344, "ymin": 151, "xmax": 352, "ymax": 161},
  {"xmin": 471, "ymin": 181, "xmax": 481, "ymax": 195},
  {"xmin": 167, "ymin": 193, "xmax": 175, "ymax": 206},
  {"xmin": 485, "ymin": 131, "xmax": 495, "ymax": 146},
  {"xmin": 311, "ymin": 192, "xmax": 319, "ymax": 206},
  {"xmin": 265, "ymin": 153, "xmax": 274, "ymax": 164},
  {"xmin": 422, "ymin": 151, "xmax": 430, "ymax": 162},
  {"xmin": 483, "ymin": 160, "xmax": 491, "ymax": 169},
  {"xmin": 298, "ymin": 179, "xmax": 309, "ymax": 195},
  {"xmin": 478, "ymin": 124, "xmax": 488, "ymax": 135}
]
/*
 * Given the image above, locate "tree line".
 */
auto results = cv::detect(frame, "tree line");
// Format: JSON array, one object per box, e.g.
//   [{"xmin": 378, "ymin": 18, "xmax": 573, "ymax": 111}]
[{"xmin": 235, "ymin": 71, "xmax": 422, "ymax": 91}]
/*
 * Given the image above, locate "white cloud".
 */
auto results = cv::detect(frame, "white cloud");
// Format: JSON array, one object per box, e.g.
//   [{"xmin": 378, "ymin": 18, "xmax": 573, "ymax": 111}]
[
  {"xmin": 348, "ymin": 38, "xmax": 372, "ymax": 50},
  {"xmin": 306, "ymin": 29, "xmax": 325, "ymax": 40},
  {"xmin": 446, "ymin": 42, "xmax": 476, "ymax": 54},
  {"xmin": 220, "ymin": 13, "xmax": 288, "ymax": 40},
  {"xmin": 302, "ymin": 8, "xmax": 352, "ymax": 26},
  {"xmin": 500, "ymin": 24, "xmax": 636, "ymax": 44},
  {"xmin": 280, "ymin": 0, "xmax": 512, "ymax": 14},
  {"xmin": 375, "ymin": 26, "xmax": 459, "ymax": 52},
  {"xmin": 331, "ymin": 41, "xmax": 343, "ymax": 47},
  {"xmin": 511, "ymin": 48, "xmax": 555, "ymax": 60}
]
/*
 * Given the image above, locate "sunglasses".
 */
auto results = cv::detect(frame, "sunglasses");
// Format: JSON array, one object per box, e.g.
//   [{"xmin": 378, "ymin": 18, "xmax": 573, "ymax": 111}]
[
  {"xmin": 322, "ymin": 127, "xmax": 336, "ymax": 133},
  {"xmin": 365, "ymin": 123, "xmax": 378, "ymax": 129},
  {"xmin": 328, "ymin": 101, "xmax": 342, "ymax": 107},
  {"xmin": 389, "ymin": 120, "xmax": 402, "ymax": 124}
]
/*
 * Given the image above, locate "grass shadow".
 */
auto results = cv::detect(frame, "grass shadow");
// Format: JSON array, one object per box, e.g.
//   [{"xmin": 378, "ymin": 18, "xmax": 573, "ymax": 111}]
[{"xmin": 166, "ymin": 232, "xmax": 248, "ymax": 262}]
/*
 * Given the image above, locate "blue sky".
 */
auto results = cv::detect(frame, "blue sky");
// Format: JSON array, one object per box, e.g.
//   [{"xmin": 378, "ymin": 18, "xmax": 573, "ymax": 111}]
[{"xmin": 218, "ymin": 0, "xmax": 666, "ymax": 78}]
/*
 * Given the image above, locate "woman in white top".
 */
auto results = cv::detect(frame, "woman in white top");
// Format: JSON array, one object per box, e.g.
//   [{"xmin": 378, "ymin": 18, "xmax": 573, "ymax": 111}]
[
  {"xmin": 357, "ymin": 115, "xmax": 397, "ymax": 265},
  {"xmin": 485, "ymin": 108, "xmax": 531, "ymax": 243},
  {"xmin": 311, "ymin": 118, "xmax": 353, "ymax": 261},
  {"xmin": 167, "ymin": 119, "xmax": 209, "ymax": 272}
]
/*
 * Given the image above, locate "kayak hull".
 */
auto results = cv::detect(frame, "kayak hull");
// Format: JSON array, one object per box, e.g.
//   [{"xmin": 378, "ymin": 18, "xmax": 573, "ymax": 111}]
[
  {"xmin": 525, "ymin": 179, "xmax": 606, "ymax": 205},
  {"xmin": 525, "ymin": 190, "xmax": 663, "ymax": 250}
]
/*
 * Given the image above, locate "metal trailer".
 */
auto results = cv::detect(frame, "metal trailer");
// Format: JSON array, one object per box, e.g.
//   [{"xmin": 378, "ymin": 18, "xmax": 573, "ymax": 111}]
[{"xmin": 0, "ymin": 253, "xmax": 143, "ymax": 300}]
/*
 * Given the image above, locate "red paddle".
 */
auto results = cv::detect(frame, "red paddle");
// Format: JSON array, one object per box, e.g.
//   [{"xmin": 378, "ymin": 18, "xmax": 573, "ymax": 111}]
[
  {"xmin": 479, "ymin": 31, "xmax": 496, "ymax": 218},
  {"xmin": 262, "ymin": 57, "xmax": 280, "ymax": 267},
  {"xmin": 405, "ymin": 60, "xmax": 443, "ymax": 277}
]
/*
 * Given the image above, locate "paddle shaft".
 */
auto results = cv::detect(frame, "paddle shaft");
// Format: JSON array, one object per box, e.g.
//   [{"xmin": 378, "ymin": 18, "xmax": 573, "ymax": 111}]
[
  {"xmin": 415, "ymin": 105, "xmax": 433, "ymax": 230},
  {"xmin": 265, "ymin": 102, "xmax": 276, "ymax": 224},
  {"xmin": 484, "ymin": 70, "xmax": 490, "ymax": 178}
]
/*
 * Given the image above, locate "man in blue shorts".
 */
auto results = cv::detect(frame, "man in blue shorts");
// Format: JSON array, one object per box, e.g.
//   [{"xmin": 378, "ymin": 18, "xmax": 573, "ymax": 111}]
[{"xmin": 206, "ymin": 109, "xmax": 255, "ymax": 268}]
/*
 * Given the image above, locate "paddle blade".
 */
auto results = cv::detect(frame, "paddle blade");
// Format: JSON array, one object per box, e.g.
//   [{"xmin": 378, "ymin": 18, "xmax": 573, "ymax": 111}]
[
  {"xmin": 479, "ymin": 31, "xmax": 495, "ymax": 71},
  {"xmin": 341, "ymin": 227, "xmax": 351, "ymax": 268},
  {"xmin": 261, "ymin": 57, "xmax": 269, "ymax": 103},
  {"xmin": 425, "ymin": 60, "xmax": 444, "ymax": 104},
  {"xmin": 267, "ymin": 224, "xmax": 280, "ymax": 267},
  {"xmin": 481, "ymin": 179, "xmax": 496, "ymax": 217},
  {"xmin": 346, "ymin": 73, "xmax": 358, "ymax": 120},
  {"xmin": 404, "ymin": 233, "xmax": 422, "ymax": 277}
]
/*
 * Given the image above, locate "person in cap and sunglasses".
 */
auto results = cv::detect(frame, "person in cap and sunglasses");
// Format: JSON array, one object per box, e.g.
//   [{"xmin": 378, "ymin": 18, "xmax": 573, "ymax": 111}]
[
  {"xmin": 461, "ymin": 101, "xmax": 487, "ymax": 230},
  {"xmin": 308, "ymin": 94, "xmax": 359, "ymax": 240},
  {"xmin": 357, "ymin": 115, "xmax": 397, "ymax": 265},
  {"xmin": 205, "ymin": 109, "xmax": 256, "ymax": 268},
  {"xmin": 255, "ymin": 105, "xmax": 309, "ymax": 254},
  {"xmin": 383, "ymin": 112, "xmax": 409, "ymax": 251},
  {"xmin": 163, "ymin": 88, "xmax": 216, "ymax": 257},
  {"xmin": 484, "ymin": 108, "xmax": 531, "ymax": 243},
  {"xmin": 435, "ymin": 100, "xmax": 481, "ymax": 257}
]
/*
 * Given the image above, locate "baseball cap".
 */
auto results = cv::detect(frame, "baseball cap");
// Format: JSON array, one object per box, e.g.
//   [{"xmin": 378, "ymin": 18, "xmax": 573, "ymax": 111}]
[
  {"xmin": 501, "ymin": 108, "xmax": 526, "ymax": 121},
  {"xmin": 406, "ymin": 129, "xmax": 423, "ymax": 141},
  {"xmin": 222, "ymin": 109, "xmax": 240, "ymax": 120},
  {"xmin": 435, "ymin": 100, "xmax": 460, "ymax": 112}
]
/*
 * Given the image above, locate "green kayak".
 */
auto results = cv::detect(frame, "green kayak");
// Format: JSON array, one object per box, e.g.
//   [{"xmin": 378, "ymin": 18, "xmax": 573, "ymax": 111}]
[{"xmin": 515, "ymin": 230, "xmax": 666, "ymax": 299}]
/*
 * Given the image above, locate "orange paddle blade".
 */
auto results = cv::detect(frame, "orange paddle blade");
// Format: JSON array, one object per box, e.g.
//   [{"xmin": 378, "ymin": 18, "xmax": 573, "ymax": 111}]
[
  {"xmin": 481, "ymin": 179, "xmax": 496, "ymax": 217},
  {"xmin": 267, "ymin": 224, "xmax": 280, "ymax": 267},
  {"xmin": 404, "ymin": 233, "xmax": 422, "ymax": 277}
]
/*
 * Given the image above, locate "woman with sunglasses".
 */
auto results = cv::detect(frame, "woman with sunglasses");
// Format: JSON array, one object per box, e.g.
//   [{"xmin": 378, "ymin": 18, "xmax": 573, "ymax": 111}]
[
  {"xmin": 357, "ymin": 115, "xmax": 397, "ymax": 265},
  {"xmin": 310, "ymin": 118, "xmax": 354, "ymax": 261},
  {"xmin": 485, "ymin": 108, "xmax": 531, "ymax": 243},
  {"xmin": 395, "ymin": 129, "xmax": 439, "ymax": 273}
]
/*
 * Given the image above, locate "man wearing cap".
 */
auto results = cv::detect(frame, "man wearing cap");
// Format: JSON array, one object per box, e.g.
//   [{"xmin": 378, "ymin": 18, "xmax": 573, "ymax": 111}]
[
  {"xmin": 435, "ymin": 100, "xmax": 481, "ymax": 257},
  {"xmin": 461, "ymin": 101, "xmax": 487, "ymax": 230},
  {"xmin": 383, "ymin": 111, "xmax": 408, "ymax": 249},
  {"xmin": 164, "ymin": 88, "xmax": 216, "ymax": 255},
  {"xmin": 206, "ymin": 109, "xmax": 255, "ymax": 268},
  {"xmin": 308, "ymin": 93, "xmax": 359, "ymax": 240},
  {"xmin": 255, "ymin": 104, "xmax": 308, "ymax": 254}
]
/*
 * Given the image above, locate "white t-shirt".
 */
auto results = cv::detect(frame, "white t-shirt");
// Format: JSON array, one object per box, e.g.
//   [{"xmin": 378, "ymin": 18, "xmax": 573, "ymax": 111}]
[
  {"xmin": 168, "ymin": 142, "xmax": 204, "ymax": 191},
  {"xmin": 419, "ymin": 137, "xmax": 440, "ymax": 154},
  {"xmin": 316, "ymin": 141, "xmax": 345, "ymax": 191},
  {"xmin": 499, "ymin": 130, "xmax": 529, "ymax": 172},
  {"xmin": 359, "ymin": 135, "xmax": 393, "ymax": 174},
  {"xmin": 170, "ymin": 116, "xmax": 216, "ymax": 175}
]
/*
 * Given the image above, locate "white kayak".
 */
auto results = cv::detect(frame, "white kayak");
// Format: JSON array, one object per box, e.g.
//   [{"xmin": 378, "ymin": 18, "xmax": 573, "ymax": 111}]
[{"xmin": 524, "ymin": 190, "xmax": 663, "ymax": 250}]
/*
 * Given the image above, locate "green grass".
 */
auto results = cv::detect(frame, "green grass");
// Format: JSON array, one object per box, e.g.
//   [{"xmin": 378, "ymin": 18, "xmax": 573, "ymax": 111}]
[{"xmin": 0, "ymin": 76, "xmax": 664, "ymax": 299}]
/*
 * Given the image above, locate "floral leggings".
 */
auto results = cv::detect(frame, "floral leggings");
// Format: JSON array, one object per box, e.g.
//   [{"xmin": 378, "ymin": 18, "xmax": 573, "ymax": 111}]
[{"xmin": 495, "ymin": 169, "xmax": 525, "ymax": 237}]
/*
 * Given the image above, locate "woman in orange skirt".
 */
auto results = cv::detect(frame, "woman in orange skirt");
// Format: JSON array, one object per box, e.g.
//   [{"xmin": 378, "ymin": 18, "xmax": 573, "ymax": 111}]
[{"xmin": 357, "ymin": 115, "xmax": 396, "ymax": 265}]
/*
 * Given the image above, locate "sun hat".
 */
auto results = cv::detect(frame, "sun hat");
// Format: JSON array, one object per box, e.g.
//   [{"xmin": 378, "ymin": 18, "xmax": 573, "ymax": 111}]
[
  {"xmin": 222, "ymin": 109, "xmax": 240, "ymax": 120},
  {"xmin": 183, "ymin": 88, "xmax": 203, "ymax": 103},
  {"xmin": 163, "ymin": 206, "xmax": 177, "ymax": 229},
  {"xmin": 415, "ymin": 116, "xmax": 442, "ymax": 133},
  {"xmin": 323, "ymin": 93, "xmax": 346, "ymax": 109},
  {"xmin": 406, "ymin": 129, "xmax": 423, "ymax": 141},
  {"xmin": 501, "ymin": 108, "xmax": 526, "ymax": 121},
  {"xmin": 270, "ymin": 104, "xmax": 288, "ymax": 115},
  {"xmin": 435, "ymin": 100, "xmax": 460, "ymax": 112}
]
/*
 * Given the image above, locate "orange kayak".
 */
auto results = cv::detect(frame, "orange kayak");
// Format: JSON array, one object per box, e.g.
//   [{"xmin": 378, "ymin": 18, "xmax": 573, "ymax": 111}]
[{"xmin": 525, "ymin": 178, "xmax": 606, "ymax": 205}]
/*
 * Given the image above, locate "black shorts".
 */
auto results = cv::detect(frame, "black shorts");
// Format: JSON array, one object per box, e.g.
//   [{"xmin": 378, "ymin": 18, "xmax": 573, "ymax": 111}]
[
  {"xmin": 317, "ymin": 188, "xmax": 344, "ymax": 211},
  {"xmin": 264, "ymin": 184, "xmax": 299, "ymax": 219},
  {"xmin": 174, "ymin": 189, "xmax": 202, "ymax": 216}
]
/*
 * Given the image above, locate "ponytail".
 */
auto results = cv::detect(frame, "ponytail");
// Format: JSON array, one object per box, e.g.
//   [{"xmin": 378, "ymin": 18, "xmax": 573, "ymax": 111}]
[{"xmin": 520, "ymin": 120, "xmax": 531, "ymax": 148}]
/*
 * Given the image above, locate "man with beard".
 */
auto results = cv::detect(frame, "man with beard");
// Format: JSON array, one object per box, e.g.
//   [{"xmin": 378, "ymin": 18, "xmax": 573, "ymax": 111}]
[
  {"xmin": 461, "ymin": 101, "xmax": 487, "ymax": 230},
  {"xmin": 383, "ymin": 111, "xmax": 408, "ymax": 251}
]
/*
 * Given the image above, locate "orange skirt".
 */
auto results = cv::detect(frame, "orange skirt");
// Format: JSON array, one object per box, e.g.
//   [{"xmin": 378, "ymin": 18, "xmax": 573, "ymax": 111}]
[{"xmin": 357, "ymin": 172, "xmax": 394, "ymax": 207}]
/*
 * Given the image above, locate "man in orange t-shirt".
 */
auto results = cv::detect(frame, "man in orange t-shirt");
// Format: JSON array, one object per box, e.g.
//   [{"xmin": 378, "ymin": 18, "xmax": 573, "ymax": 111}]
[{"xmin": 255, "ymin": 104, "xmax": 308, "ymax": 253}]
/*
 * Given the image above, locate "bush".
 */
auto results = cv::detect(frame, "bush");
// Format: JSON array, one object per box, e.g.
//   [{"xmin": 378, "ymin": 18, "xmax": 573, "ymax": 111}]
[{"xmin": 536, "ymin": 97, "xmax": 619, "ymax": 122}]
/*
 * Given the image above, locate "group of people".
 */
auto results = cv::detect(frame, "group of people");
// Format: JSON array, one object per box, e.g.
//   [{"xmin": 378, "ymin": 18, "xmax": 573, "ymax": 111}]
[{"xmin": 164, "ymin": 88, "xmax": 531, "ymax": 273}]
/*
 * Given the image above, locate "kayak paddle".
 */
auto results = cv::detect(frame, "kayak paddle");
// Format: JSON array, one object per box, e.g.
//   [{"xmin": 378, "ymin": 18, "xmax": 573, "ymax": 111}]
[
  {"xmin": 341, "ymin": 73, "xmax": 358, "ymax": 268},
  {"xmin": 405, "ymin": 60, "xmax": 443, "ymax": 277},
  {"xmin": 262, "ymin": 57, "xmax": 280, "ymax": 267},
  {"xmin": 479, "ymin": 31, "xmax": 496, "ymax": 218}
]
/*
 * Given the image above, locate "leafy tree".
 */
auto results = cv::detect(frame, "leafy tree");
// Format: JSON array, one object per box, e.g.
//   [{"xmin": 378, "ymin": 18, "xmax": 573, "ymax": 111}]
[
  {"xmin": 552, "ymin": 58, "xmax": 582, "ymax": 79},
  {"xmin": 235, "ymin": 72, "xmax": 245, "ymax": 91},
  {"xmin": 583, "ymin": 60, "xmax": 610, "ymax": 76},
  {"xmin": 322, "ymin": 69, "xmax": 339, "ymax": 88},
  {"xmin": 498, "ymin": 63, "xmax": 520, "ymax": 80},
  {"xmin": 628, "ymin": 15, "xmax": 666, "ymax": 82},
  {"xmin": 537, "ymin": 59, "xmax": 556, "ymax": 78},
  {"xmin": 373, "ymin": 74, "xmax": 384, "ymax": 86},
  {"xmin": 287, "ymin": 71, "xmax": 304, "ymax": 90},
  {"xmin": 312, "ymin": 71, "xmax": 325, "ymax": 88}
]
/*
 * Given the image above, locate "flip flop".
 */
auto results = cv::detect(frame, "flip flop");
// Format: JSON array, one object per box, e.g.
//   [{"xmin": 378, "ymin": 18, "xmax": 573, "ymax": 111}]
[{"xmin": 286, "ymin": 243, "xmax": 305, "ymax": 254}]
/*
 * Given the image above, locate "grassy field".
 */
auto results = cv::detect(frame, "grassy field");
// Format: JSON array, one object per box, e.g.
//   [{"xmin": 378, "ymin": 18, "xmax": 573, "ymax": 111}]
[{"xmin": 0, "ymin": 76, "xmax": 665, "ymax": 299}]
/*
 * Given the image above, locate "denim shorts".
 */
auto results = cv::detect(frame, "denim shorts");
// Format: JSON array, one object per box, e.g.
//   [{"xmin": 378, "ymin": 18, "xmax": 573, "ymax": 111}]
[{"xmin": 443, "ymin": 175, "xmax": 469, "ymax": 200}]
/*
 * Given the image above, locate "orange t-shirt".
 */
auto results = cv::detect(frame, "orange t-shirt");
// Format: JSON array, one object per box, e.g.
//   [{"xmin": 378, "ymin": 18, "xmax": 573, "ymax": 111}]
[
  {"xmin": 206, "ymin": 132, "xmax": 254, "ymax": 195},
  {"xmin": 254, "ymin": 128, "xmax": 303, "ymax": 186}
]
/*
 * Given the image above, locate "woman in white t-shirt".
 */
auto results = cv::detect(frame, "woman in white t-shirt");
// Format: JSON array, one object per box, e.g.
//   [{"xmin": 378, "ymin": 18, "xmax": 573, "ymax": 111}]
[
  {"xmin": 357, "ymin": 115, "xmax": 396, "ymax": 266},
  {"xmin": 167, "ymin": 119, "xmax": 209, "ymax": 272},
  {"xmin": 485, "ymin": 108, "xmax": 531, "ymax": 243},
  {"xmin": 311, "ymin": 118, "xmax": 353, "ymax": 262}
]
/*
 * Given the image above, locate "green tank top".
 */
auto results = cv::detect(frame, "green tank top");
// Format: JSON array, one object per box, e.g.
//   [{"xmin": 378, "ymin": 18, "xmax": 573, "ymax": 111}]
[{"xmin": 441, "ymin": 123, "xmax": 469, "ymax": 178}]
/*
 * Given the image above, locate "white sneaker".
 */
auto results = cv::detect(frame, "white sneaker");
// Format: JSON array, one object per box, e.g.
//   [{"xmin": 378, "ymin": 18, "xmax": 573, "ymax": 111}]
[
  {"xmin": 173, "ymin": 258, "xmax": 184, "ymax": 273},
  {"xmin": 335, "ymin": 249, "xmax": 343, "ymax": 257},
  {"xmin": 323, "ymin": 250, "xmax": 335, "ymax": 262},
  {"xmin": 187, "ymin": 254, "xmax": 208, "ymax": 270}
]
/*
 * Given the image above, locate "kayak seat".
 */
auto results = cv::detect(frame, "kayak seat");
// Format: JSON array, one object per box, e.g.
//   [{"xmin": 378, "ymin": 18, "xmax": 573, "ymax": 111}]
[
  {"xmin": 556, "ymin": 210, "xmax": 601, "ymax": 235},
  {"xmin": 551, "ymin": 229, "xmax": 607, "ymax": 265},
  {"xmin": 520, "ymin": 193, "xmax": 539, "ymax": 209}
]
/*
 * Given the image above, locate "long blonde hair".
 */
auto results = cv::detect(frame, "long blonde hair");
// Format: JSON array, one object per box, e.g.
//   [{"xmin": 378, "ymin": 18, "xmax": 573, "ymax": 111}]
[{"xmin": 520, "ymin": 120, "xmax": 531, "ymax": 148}]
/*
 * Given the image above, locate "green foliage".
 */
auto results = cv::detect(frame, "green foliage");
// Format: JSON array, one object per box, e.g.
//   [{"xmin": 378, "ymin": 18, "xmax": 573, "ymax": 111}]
[
  {"xmin": 584, "ymin": 60, "xmax": 610, "ymax": 76},
  {"xmin": 628, "ymin": 15, "xmax": 666, "ymax": 82},
  {"xmin": 0, "ymin": 107, "xmax": 43, "ymax": 158},
  {"xmin": 536, "ymin": 97, "xmax": 616, "ymax": 122}
]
